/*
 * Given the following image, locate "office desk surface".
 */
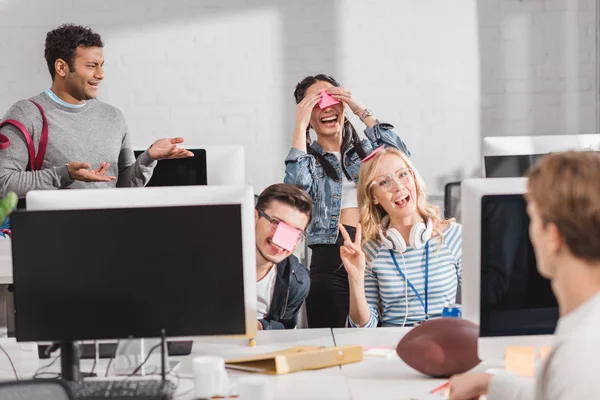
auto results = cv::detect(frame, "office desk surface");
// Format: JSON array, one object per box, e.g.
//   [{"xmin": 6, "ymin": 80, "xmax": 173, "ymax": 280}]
[
  {"xmin": 0, "ymin": 329, "xmax": 352, "ymax": 400},
  {"xmin": 0, "ymin": 328, "xmax": 505, "ymax": 400},
  {"xmin": 0, "ymin": 238, "xmax": 12, "ymax": 284},
  {"xmin": 333, "ymin": 328, "xmax": 447, "ymax": 400},
  {"xmin": 176, "ymin": 328, "xmax": 351, "ymax": 400}
]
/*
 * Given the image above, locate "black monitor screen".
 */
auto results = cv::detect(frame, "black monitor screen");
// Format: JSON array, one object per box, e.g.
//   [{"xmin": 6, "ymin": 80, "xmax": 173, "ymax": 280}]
[
  {"xmin": 11, "ymin": 205, "xmax": 246, "ymax": 342},
  {"xmin": 480, "ymin": 194, "xmax": 558, "ymax": 337},
  {"xmin": 135, "ymin": 149, "xmax": 207, "ymax": 186},
  {"xmin": 484, "ymin": 154, "xmax": 547, "ymax": 178}
]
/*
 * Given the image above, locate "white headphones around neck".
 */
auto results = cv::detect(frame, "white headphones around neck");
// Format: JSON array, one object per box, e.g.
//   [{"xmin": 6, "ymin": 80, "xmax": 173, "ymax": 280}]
[{"xmin": 379, "ymin": 215, "xmax": 433, "ymax": 253}]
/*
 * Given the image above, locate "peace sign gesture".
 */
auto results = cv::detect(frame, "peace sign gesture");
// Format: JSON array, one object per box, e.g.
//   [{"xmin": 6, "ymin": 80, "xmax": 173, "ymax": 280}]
[{"xmin": 339, "ymin": 223, "xmax": 366, "ymax": 284}]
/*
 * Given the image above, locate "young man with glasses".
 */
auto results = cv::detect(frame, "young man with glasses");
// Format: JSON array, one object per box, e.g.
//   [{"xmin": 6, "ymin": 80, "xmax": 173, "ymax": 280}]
[{"xmin": 255, "ymin": 183, "xmax": 312, "ymax": 330}]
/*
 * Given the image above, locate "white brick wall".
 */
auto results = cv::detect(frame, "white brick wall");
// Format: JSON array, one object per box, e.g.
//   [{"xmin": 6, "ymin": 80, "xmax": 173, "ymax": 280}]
[
  {"xmin": 7, "ymin": 1, "xmax": 595, "ymax": 195},
  {"xmin": 479, "ymin": 0, "xmax": 598, "ymax": 140},
  {"xmin": 0, "ymin": 0, "xmax": 481, "ymax": 196},
  {"xmin": 0, "ymin": 1, "xmax": 597, "ymax": 194}
]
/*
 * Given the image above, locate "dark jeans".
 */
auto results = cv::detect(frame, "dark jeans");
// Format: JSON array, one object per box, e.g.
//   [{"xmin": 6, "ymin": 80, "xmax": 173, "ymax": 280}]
[{"xmin": 306, "ymin": 225, "xmax": 356, "ymax": 328}]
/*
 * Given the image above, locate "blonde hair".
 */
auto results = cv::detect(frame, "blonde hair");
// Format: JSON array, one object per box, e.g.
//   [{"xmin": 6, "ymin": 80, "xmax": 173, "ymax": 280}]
[{"xmin": 357, "ymin": 147, "xmax": 452, "ymax": 248}]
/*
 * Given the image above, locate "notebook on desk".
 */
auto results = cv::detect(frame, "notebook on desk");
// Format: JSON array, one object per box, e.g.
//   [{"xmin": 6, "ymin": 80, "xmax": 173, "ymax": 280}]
[{"xmin": 225, "ymin": 345, "xmax": 363, "ymax": 375}]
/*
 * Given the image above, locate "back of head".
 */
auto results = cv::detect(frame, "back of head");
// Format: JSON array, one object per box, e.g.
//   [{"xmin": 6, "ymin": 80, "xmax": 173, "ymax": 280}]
[
  {"xmin": 44, "ymin": 24, "xmax": 103, "ymax": 80},
  {"xmin": 256, "ymin": 183, "xmax": 313, "ymax": 223},
  {"xmin": 527, "ymin": 151, "xmax": 600, "ymax": 262}
]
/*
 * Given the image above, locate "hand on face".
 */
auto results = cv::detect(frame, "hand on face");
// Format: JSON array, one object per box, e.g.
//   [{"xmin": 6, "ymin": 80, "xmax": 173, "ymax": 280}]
[
  {"xmin": 301, "ymin": 81, "xmax": 345, "ymax": 137},
  {"xmin": 339, "ymin": 223, "xmax": 366, "ymax": 284},
  {"xmin": 67, "ymin": 161, "xmax": 116, "ymax": 182},
  {"xmin": 325, "ymin": 87, "xmax": 365, "ymax": 117},
  {"xmin": 148, "ymin": 137, "xmax": 194, "ymax": 160},
  {"xmin": 295, "ymin": 92, "xmax": 321, "ymax": 133}
]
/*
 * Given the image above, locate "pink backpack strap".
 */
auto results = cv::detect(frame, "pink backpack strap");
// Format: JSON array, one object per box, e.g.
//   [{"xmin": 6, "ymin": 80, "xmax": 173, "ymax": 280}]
[
  {"xmin": 29, "ymin": 100, "xmax": 48, "ymax": 171},
  {"xmin": 0, "ymin": 100, "xmax": 48, "ymax": 171}
]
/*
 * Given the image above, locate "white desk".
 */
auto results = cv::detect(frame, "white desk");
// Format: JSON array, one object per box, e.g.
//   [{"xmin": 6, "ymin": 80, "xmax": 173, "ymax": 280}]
[
  {"xmin": 0, "ymin": 328, "xmax": 511, "ymax": 400},
  {"xmin": 175, "ymin": 329, "xmax": 350, "ymax": 400},
  {"xmin": 0, "ymin": 329, "xmax": 352, "ymax": 400},
  {"xmin": 333, "ymin": 328, "xmax": 447, "ymax": 400},
  {"xmin": 0, "ymin": 237, "xmax": 12, "ymax": 284}
]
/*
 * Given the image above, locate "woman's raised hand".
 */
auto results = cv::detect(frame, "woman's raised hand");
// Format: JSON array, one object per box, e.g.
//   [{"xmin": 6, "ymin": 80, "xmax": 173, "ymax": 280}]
[
  {"xmin": 339, "ymin": 223, "xmax": 366, "ymax": 284},
  {"xmin": 294, "ymin": 93, "xmax": 321, "ymax": 133}
]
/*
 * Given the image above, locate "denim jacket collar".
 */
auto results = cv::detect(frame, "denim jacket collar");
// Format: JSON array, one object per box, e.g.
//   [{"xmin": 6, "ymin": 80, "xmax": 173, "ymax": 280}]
[{"xmin": 284, "ymin": 122, "xmax": 411, "ymax": 246}]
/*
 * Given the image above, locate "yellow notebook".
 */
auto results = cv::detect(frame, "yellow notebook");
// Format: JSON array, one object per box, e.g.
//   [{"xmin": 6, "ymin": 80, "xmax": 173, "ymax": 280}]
[{"xmin": 224, "ymin": 345, "xmax": 363, "ymax": 375}]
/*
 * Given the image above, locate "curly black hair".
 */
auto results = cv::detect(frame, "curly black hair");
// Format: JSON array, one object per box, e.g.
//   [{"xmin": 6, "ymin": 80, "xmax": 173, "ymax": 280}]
[{"xmin": 44, "ymin": 24, "xmax": 104, "ymax": 79}]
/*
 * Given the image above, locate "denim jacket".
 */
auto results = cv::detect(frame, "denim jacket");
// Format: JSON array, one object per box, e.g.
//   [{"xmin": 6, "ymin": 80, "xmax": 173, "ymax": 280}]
[{"xmin": 284, "ymin": 122, "xmax": 410, "ymax": 246}]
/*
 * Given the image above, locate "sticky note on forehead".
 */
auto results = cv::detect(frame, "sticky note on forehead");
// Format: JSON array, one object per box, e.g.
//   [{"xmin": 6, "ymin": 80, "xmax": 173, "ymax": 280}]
[
  {"xmin": 318, "ymin": 89, "xmax": 340, "ymax": 109},
  {"xmin": 272, "ymin": 222, "xmax": 301, "ymax": 251}
]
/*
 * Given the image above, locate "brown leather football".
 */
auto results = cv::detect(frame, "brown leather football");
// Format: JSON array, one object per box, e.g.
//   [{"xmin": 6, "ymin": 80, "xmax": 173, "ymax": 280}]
[{"xmin": 396, "ymin": 318, "xmax": 481, "ymax": 378}]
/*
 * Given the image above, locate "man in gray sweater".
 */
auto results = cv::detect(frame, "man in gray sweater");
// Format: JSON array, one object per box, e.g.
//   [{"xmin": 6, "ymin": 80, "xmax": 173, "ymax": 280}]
[
  {"xmin": 449, "ymin": 151, "xmax": 600, "ymax": 400},
  {"xmin": 0, "ymin": 24, "xmax": 193, "ymax": 198}
]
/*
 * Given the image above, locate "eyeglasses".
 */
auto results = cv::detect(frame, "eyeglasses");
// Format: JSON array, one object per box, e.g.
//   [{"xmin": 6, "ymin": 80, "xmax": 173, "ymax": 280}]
[
  {"xmin": 257, "ymin": 210, "xmax": 308, "ymax": 244},
  {"xmin": 370, "ymin": 168, "xmax": 414, "ymax": 192}
]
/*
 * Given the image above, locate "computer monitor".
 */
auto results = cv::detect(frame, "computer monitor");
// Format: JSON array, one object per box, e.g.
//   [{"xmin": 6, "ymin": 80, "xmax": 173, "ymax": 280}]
[
  {"xmin": 483, "ymin": 134, "xmax": 600, "ymax": 177},
  {"xmin": 133, "ymin": 148, "xmax": 207, "ymax": 186},
  {"xmin": 134, "ymin": 145, "xmax": 245, "ymax": 186},
  {"xmin": 461, "ymin": 178, "xmax": 558, "ymax": 361},
  {"xmin": 13, "ymin": 186, "xmax": 257, "ymax": 378}
]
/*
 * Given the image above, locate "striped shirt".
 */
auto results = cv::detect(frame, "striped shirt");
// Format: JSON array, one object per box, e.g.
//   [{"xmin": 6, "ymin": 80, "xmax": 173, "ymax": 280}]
[{"xmin": 350, "ymin": 222, "xmax": 462, "ymax": 328}]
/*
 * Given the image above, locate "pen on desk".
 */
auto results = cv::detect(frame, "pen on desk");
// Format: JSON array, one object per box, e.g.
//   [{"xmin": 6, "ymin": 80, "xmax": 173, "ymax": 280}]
[{"xmin": 431, "ymin": 381, "xmax": 449, "ymax": 394}]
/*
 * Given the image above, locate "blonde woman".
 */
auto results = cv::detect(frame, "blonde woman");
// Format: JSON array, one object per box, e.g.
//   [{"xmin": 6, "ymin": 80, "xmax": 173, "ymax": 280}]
[{"xmin": 339, "ymin": 147, "xmax": 462, "ymax": 327}]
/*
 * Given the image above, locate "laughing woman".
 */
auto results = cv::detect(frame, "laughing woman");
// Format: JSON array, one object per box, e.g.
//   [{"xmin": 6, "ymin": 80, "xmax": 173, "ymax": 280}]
[
  {"xmin": 339, "ymin": 147, "xmax": 462, "ymax": 327},
  {"xmin": 284, "ymin": 74, "xmax": 410, "ymax": 328}
]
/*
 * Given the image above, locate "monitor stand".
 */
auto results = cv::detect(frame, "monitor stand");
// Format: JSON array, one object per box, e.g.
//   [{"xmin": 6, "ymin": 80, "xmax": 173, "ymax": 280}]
[
  {"xmin": 60, "ymin": 341, "xmax": 82, "ymax": 381},
  {"xmin": 58, "ymin": 330, "xmax": 169, "ymax": 382}
]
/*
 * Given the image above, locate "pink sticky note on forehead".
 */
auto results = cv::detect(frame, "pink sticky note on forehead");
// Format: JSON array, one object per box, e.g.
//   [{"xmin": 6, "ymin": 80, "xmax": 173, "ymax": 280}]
[
  {"xmin": 318, "ymin": 89, "xmax": 340, "ymax": 109},
  {"xmin": 272, "ymin": 222, "xmax": 301, "ymax": 251}
]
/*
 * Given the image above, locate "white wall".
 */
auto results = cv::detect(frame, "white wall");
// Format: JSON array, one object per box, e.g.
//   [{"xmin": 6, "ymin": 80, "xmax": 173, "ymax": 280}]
[
  {"xmin": 1, "ymin": 1, "xmax": 597, "ymax": 195},
  {"xmin": 0, "ymin": 0, "xmax": 481, "ymax": 197},
  {"xmin": 479, "ymin": 0, "xmax": 598, "ymax": 139}
]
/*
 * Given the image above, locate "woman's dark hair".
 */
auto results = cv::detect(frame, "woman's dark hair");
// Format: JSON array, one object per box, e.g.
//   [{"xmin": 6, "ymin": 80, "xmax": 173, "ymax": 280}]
[
  {"xmin": 293, "ymin": 74, "xmax": 367, "ymax": 181},
  {"xmin": 44, "ymin": 24, "xmax": 104, "ymax": 80}
]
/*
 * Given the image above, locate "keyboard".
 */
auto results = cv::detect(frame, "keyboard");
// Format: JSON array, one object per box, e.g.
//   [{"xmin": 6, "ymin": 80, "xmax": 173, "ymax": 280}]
[{"xmin": 67, "ymin": 379, "xmax": 176, "ymax": 400}]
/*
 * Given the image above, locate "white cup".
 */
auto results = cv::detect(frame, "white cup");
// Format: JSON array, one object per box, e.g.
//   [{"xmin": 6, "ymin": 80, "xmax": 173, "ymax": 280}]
[
  {"xmin": 238, "ymin": 375, "xmax": 272, "ymax": 400},
  {"xmin": 192, "ymin": 356, "xmax": 229, "ymax": 399}
]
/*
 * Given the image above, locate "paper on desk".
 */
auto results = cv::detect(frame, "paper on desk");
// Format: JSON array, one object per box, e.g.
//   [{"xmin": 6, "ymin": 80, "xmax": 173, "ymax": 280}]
[
  {"xmin": 539, "ymin": 346, "xmax": 551, "ymax": 361},
  {"xmin": 272, "ymin": 222, "xmax": 301, "ymax": 252},
  {"xmin": 363, "ymin": 347, "xmax": 396, "ymax": 360},
  {"xmin": 505, "ymin": 346, "xmax": 535, "ymax": 377},
  {"xmin": 318, "ymin": 89, "xmax": 340, "ymax": 109}
]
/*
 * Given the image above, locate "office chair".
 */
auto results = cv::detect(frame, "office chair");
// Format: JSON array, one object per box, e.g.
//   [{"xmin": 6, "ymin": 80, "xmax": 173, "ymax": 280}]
[
  {"xmin": 444, "ymin": 181, "xmax": 462, "ymax": 222},
  {"xmin": 0, "ymin": 380, "xmax": 74, "ymax": 400},
  {"xmin": 443, "ymin": 181, "xmax": 462, "ymax": 304}
]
